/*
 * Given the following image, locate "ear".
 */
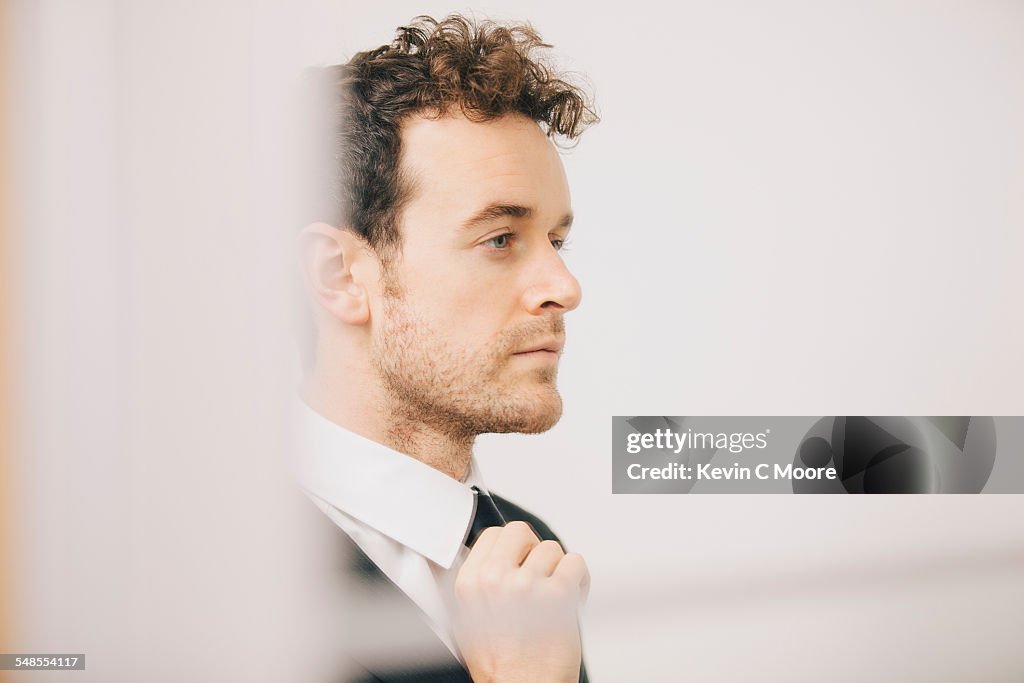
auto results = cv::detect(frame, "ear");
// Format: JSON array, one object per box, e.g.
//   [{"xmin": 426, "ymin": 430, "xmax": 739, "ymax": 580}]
[{"xmin": 297, "ymin": 222, "xmax": 374, "ymax": 325}]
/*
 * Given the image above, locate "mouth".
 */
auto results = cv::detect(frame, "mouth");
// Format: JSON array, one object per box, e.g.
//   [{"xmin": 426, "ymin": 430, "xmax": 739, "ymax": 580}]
[{"xmin": 512, "ymin": 338, "xmax": 565, "ymax": 356}]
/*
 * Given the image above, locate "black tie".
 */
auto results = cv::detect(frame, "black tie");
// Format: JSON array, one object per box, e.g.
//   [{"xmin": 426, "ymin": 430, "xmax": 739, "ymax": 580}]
[{"xmin": 466, "ymin": 486, "xmax": 506, "ymax": 547}]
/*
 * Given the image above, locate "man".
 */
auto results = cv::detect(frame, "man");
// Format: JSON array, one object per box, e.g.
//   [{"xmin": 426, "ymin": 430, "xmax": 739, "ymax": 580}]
[{"xmin": 294, "ymin": 14, "xmax": 597, "ymax": 682}]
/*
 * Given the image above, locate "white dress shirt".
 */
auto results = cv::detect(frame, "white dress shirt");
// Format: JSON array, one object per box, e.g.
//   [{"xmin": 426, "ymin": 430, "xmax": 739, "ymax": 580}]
[{"xmin": 291, "ymin": 399, "xmax": 488, "ymax": 660}]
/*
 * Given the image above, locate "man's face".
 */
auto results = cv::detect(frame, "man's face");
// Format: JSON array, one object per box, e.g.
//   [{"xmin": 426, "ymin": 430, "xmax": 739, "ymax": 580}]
[{"xmin": 371, "ymin": 113, "xmax": 582, "ymax": 438}]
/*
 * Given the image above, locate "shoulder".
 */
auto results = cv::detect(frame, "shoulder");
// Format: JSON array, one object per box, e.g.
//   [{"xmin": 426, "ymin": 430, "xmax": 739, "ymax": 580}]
[{"xmin": 490, "ymin": 493, "xmax": 564, "ymax": 547}]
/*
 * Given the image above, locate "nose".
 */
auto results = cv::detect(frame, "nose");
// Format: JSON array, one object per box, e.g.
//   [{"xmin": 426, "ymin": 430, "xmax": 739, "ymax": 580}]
[{"xmin": 522, "ymin": 248, "xmax": 583, "ymax": 315}]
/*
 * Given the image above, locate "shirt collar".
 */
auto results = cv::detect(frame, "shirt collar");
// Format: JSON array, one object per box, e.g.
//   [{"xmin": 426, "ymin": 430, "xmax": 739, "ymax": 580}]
[{"xmin": 292, "ymin": 400, "xmax": 480, "ymax": 569}]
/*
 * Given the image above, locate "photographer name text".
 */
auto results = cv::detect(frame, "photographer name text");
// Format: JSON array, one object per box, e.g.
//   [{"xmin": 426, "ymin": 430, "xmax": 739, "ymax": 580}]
[{"xmin": 625, "ymin": 428, "xmax": 837, "ymax": 481}]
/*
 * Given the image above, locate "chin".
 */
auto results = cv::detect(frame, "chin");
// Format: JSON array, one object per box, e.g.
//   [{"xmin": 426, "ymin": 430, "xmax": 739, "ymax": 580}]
[
  {"xmin": 513, "ymin": 408, "xmax": 562, "ymax": 434},
  {"xmin": 486, "ymin": 386, "xmax": 563, "ymax": 435}
]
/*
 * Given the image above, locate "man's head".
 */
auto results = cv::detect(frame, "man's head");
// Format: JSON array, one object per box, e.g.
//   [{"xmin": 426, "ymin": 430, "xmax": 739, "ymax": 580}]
[{"xmin": 301, "ymin": 15, "xmax": 596, "ymax": 445}]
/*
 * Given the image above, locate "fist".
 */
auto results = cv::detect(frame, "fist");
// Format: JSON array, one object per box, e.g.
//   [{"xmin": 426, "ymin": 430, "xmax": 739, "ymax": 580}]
[{"xmin": 453, "ymin": 521, "xmax": 589, "ymax": 683}]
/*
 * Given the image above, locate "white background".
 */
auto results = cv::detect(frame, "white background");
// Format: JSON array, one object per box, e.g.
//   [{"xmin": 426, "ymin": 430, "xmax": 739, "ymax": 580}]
[{"xmin": 7, "ymin": 1, "xmax": 1024, "ymax": 680}]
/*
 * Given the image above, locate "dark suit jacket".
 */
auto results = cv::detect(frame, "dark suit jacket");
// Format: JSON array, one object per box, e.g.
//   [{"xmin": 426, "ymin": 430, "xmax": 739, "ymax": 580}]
[{"xmin": 310, "ymin": 494, "xmax": 590, "ymax": 683}]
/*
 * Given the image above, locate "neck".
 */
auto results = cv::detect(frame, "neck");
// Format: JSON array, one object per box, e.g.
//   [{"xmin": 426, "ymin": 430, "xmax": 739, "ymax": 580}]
[
  {"xmin": 301, "ymin": 348, "xmax": 474, "ymax": 480},
  {"xmin": 381, "ymin": 410, "xmax": 475, "ymax": 481}
]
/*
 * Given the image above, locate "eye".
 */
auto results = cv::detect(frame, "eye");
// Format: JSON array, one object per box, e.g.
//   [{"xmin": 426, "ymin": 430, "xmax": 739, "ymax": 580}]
[
  {"xmin": 551, "ymin": 237, "xmax": 570, "ymax": 252},
  {"xmin": 484, "ymin": 233, "xmax": 513, "ymax": 249}
]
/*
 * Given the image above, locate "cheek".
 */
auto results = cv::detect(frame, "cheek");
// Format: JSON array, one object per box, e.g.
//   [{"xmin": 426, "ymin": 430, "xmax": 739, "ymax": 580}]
[
  {"xmin": 438, "ymin": 297, "xmax": 507, "ymax": 351},
  {"xmin": 404, "ymin": 259, "xmax": 521, "ymax": 332}
]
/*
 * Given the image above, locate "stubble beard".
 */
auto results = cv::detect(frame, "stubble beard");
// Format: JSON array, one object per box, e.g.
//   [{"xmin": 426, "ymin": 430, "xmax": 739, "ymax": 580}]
[{"xmin": 372, "ymin": 281, "xmax": 565, "ymax": 444}]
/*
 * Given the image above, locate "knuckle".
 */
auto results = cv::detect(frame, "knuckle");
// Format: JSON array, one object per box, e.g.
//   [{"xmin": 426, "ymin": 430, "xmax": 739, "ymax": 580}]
[
  {"xmin": 506, "ymin": 520, "xmax": 533, "ymax": 535},
  {"xmin": 510, "ymin": 572, "xmax": 533, "ymax": 594},
  {"xmin": 537, "ymin": 539, "xmax": 564, "ymax": 555},
  {"xmin": 548, "ymin": 570, "xmax": 571, "ymax": 588},
  {"xmin": 479, "ymin": 569, "xmax": 503, "ymax": 591},
  {"xmin": 564, "ymin": 552, "xmax": 587, "ymax": 569},
  {"xmin": 540, "ymin": 577, "xmax": 572, "ymax": 600}
]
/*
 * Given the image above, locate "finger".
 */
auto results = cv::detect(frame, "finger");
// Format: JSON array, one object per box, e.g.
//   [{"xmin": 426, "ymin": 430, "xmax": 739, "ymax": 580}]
[
  {"xmin": 520, "ymin": 539, "xmax": 565, "ymax": 577},
  {"xmin": 552, "ymin": 552, "xmax": 590, "ymax": 603},
  {"xmin": 460, "ymin": 525, "xmax": 503, "ymax": 573},
  {"xmin": 487, "ymin": 521, "xmax": 540, "ymax": 568}
]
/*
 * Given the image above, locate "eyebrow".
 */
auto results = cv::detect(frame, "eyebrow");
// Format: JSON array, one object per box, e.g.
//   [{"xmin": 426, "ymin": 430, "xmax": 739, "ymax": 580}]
[{"xmin": 459, "ymin": 203, "xmax": 574, "ymax": 231}]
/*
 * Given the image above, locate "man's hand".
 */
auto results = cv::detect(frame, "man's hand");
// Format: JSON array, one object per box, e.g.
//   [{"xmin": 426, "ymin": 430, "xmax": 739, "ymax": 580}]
[{"xmin": 453, "ymin": 521, "xmax": 589, "ymax": 683}]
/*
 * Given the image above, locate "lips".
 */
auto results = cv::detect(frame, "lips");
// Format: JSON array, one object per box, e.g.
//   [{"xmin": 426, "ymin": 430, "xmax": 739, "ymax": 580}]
[{"xmin": 513, "ymin": 338, "xmax": 564, "ymax": 355}]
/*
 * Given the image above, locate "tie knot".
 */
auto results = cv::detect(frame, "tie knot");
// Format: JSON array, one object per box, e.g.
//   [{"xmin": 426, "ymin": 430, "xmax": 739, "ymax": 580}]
[{"xmin": 466, "ymin": 486, "xmax": 506, "ymax": 547}]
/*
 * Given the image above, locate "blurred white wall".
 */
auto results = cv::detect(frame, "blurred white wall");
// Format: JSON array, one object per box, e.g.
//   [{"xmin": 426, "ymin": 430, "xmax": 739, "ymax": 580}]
[{"xmin": 6, "ymin": 1, "xmax": 1024, "ymax": 681}]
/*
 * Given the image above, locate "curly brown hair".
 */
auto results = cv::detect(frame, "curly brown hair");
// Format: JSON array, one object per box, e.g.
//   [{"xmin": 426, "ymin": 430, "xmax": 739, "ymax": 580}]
[{"xmin": 327, "ymin": 14, "xmax": 598, "ymax": 255}]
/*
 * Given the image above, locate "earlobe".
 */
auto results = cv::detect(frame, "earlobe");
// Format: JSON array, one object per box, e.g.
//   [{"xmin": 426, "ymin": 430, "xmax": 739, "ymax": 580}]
[{"xmin": 298, "ymin": 222, "xmax": 371, "ymax": 325}]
